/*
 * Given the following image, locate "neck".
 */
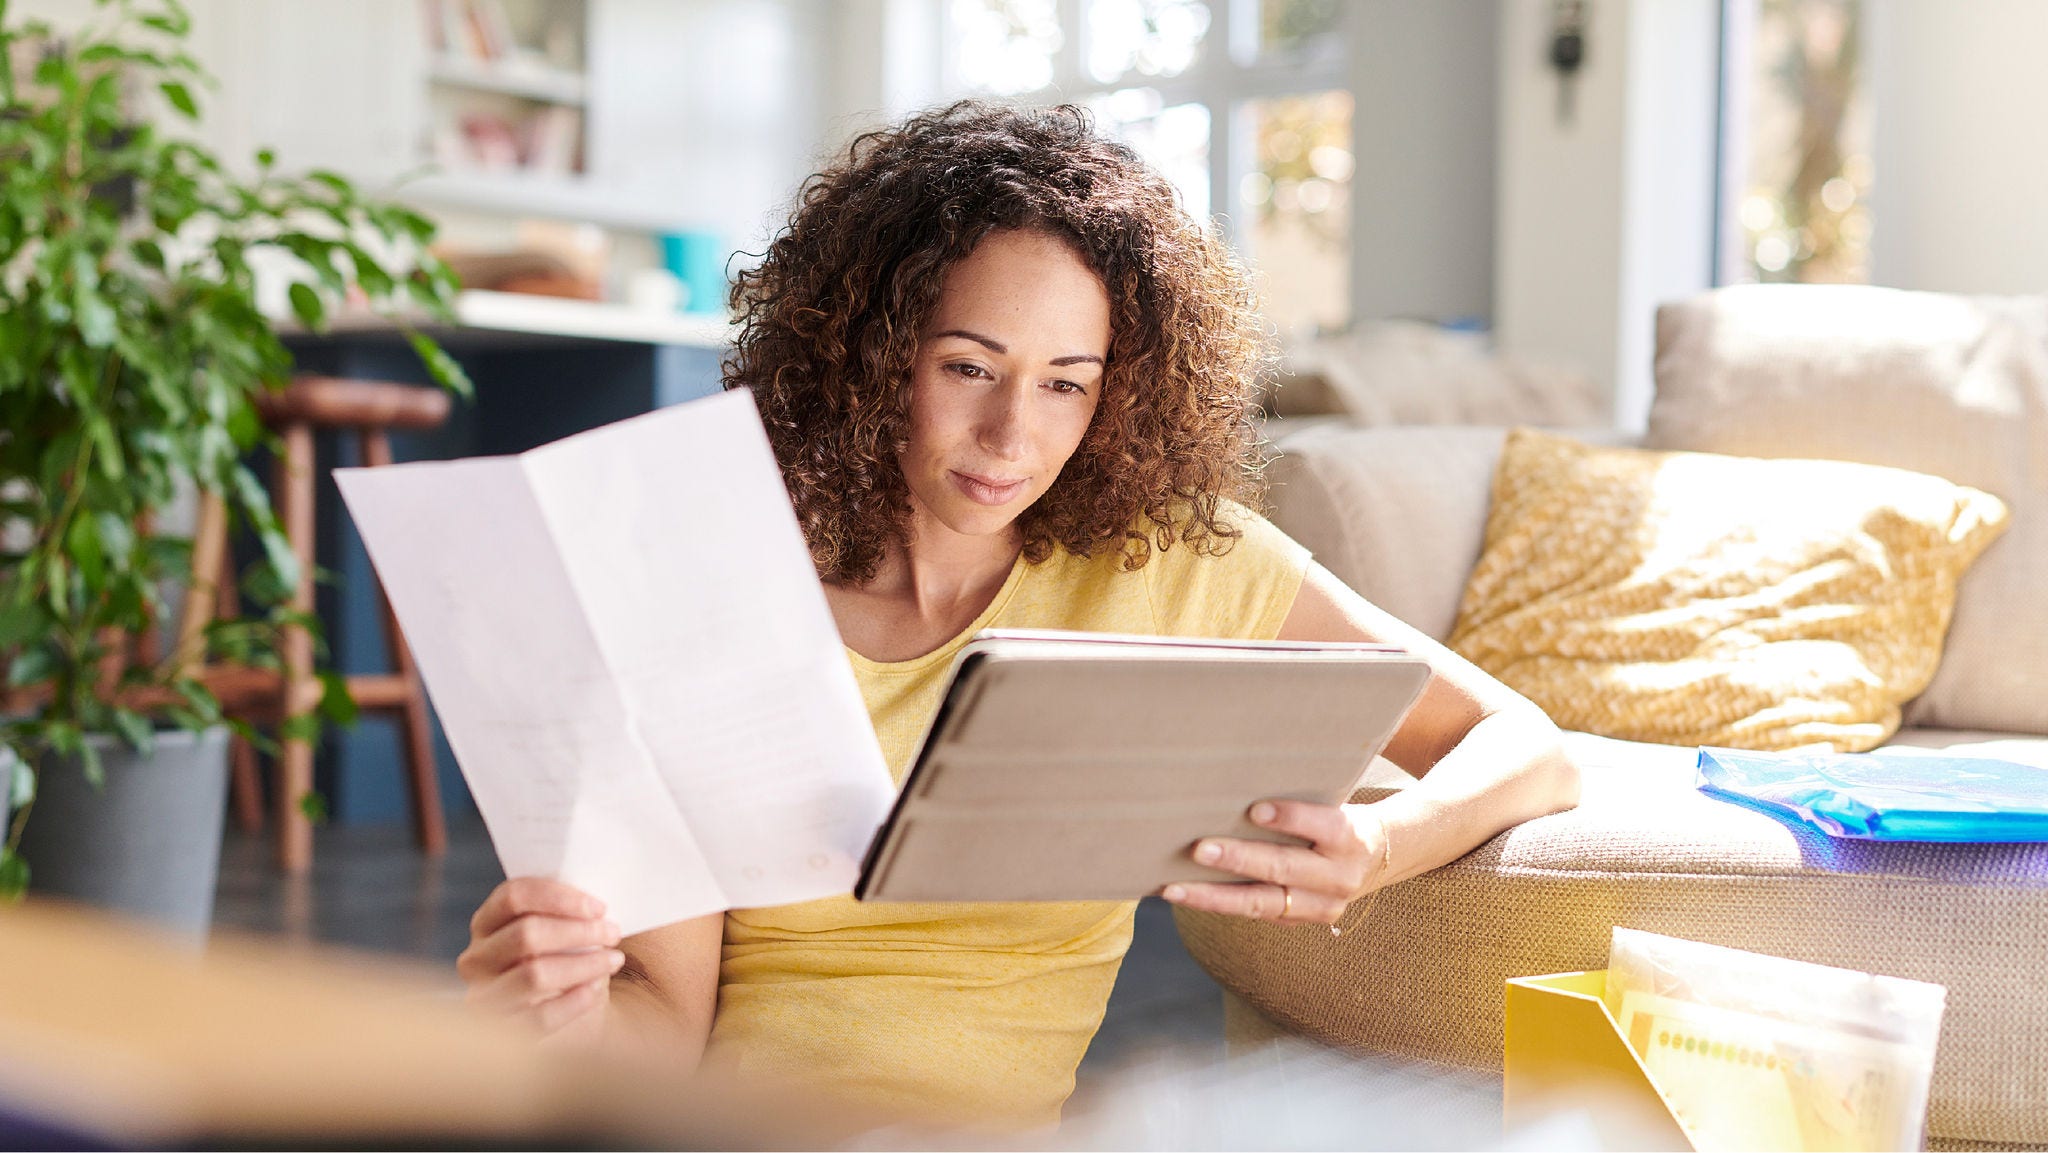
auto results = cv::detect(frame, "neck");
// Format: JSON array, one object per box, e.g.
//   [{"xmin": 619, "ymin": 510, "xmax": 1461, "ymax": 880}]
[{"xmin": 864, "ymin": 503, "xmax": 1022, "ymax": 622}]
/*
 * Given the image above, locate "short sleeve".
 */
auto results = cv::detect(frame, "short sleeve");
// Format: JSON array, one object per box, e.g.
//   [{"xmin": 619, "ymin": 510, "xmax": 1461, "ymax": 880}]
[{"xmin": 1142, "ymin": 498, "xmax": 1312, "ymax": 640}]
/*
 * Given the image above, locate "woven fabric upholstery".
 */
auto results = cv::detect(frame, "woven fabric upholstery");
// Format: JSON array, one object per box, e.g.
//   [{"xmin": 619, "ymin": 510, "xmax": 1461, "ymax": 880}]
[{"xmin": 1175, "ymin": 731, "xmax": 2048, "ymax": 1147}]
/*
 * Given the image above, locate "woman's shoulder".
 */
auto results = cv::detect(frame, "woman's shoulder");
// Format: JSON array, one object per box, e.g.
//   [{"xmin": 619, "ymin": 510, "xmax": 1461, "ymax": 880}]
[
  {"xmin": 1146, "ymin": 495, "xmax": 1300, "ymax": 566},
  {"xmin": 1034, "ymin": 496, "xmax": 1309, "ymax": 640}
]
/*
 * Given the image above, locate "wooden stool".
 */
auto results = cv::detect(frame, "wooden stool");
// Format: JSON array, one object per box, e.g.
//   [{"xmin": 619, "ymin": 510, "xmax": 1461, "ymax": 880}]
[{"xmin": 224, "ymin": 375, "xmax": 454, "ymax": 872}]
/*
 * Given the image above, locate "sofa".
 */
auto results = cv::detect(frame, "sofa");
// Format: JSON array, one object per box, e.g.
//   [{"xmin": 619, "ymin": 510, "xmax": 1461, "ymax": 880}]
[{"xmin": 1174, "ymin": 286, "xmax": 2048, "ymax": 1149}]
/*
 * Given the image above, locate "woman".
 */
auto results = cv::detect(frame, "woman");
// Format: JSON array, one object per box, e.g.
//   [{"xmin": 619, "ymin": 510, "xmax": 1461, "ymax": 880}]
[{"xmin": 457, "ymin": 101, "xmax": 1578, "ymax": 1130}]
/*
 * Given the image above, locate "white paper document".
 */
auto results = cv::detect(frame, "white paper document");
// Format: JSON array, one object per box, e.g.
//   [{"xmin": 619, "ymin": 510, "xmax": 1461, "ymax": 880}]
[{"xmin": 335, "ymin": 390, "xmax": 895, "ymax": 935}]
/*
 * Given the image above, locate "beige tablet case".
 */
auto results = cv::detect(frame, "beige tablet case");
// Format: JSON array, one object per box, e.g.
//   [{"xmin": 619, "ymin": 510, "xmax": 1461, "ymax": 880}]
[{"xmin": 856, "ymin": 631, "xmax": 1431, "ymax": 902}]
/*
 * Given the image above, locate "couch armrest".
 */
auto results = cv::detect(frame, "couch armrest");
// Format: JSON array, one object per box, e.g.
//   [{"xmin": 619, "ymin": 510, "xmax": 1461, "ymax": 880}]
[{"xmin": 1266, "ymin": 424, "xmax": 1633, "ymax": 641}]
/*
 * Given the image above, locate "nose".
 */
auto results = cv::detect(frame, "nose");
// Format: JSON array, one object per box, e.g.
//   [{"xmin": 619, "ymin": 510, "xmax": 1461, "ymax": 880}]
[{"xmin": 977, "ymin": 378, "xmax": 1032, "ymax": 462}]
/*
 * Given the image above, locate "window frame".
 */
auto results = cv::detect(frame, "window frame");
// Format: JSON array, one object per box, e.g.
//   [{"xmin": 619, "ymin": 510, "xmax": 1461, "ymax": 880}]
[{"xmin": 937, "ymin": 0, "xmax": 1349, "ymax": 254}]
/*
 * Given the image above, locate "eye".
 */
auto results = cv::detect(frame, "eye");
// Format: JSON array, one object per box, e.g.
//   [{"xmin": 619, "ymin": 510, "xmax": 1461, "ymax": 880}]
[
  {"xmin": 1048, "ymin": 379, "xmax": 1089, "ymax": 396},
  {"xmin": 945, "ymin": 362, "xmax": 992, "ymax": 380}
]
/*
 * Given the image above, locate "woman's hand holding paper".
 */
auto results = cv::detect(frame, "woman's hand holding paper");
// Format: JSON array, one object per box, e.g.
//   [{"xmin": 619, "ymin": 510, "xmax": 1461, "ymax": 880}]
[
  {"xmin": 1162, "ymin": 800, "xmax": 1392, "ymax": 927},
  {"xmin": 457, "ymin": 876, "xmax": 625, "ymax": 1042}
]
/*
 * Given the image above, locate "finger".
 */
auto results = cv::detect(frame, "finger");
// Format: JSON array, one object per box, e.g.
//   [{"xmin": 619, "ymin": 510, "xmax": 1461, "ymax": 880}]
[
  {"xmin": 1190, "ymin": 834, "xmax": 1355, "ymax": 895},
  {"xmin": 1161, "ymin": 881, "xmax": 1348, "ymax": 926},
  {"xmin": 458, "ymin": 913, "xmax": 623, "ymax": 981},
  {"xmin": 532, "ymin": 976, "xmax": 610, "ymax": 1037},
  {"xmin": 471, "ymin": 948, "xmax": 626, "ymax": 1012},
  {"xmin": 1246, "ymin": 799, "xmax": 1356, "ymax": 850},
  {"xmin": 471, "ymin": 877, "xmax": 606, "ymax": 940}
]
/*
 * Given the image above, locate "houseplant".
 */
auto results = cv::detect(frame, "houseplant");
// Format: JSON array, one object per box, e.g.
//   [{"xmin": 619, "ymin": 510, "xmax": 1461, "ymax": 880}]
[{"xmin": 0, "ymin": 0, "xmax": 470, "ymax": 921}]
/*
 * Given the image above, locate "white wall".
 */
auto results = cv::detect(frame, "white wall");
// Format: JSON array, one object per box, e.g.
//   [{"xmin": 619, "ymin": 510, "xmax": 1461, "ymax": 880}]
[
  {"xmin": 818, "ymin": 0, "xmax": 941, "ymax": 160},
  {"xmin": 1348, "ymin": 0, "xmax": 1498, "ymax": 326},
  {"xmin": 1865, "ymin": 0, "xmax": 2048, "ymax": 294},
  {"xmin": 1494, "ymin": 0, "xmax": 1630, "ymax": 414},
  {"xmin": 585, "ymin": 0, "xmax": 825, "ymax": 255},
  {"xmin": 1493, "ymin": 0, "xmax": 1717, "ymax": 427},
  {"xmin": 1616, "ymin": 0, "xmax": 1719, "ymax": 430}
]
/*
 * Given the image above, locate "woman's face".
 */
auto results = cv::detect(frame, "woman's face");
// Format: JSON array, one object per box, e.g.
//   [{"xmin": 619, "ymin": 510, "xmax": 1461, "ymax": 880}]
[{"xmin": 899, "ymin": 229, "xmax": 1110, "ymax": 544}]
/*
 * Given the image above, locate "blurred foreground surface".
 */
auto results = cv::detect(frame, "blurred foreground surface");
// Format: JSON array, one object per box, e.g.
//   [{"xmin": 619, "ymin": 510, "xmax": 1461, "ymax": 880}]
[{"xmin": 0, "ymin": 816, "xmax": 1509, "ymax": 1149}]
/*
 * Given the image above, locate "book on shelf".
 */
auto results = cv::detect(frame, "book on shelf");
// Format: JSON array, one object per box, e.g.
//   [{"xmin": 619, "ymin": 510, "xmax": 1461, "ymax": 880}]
[
  {"xmin": 426, "ymin": 0, "xmax": 514, "ymax": 62},
  {"xmin": 524, "ymin": 105, "xmax": 582, "ymax": 175}
]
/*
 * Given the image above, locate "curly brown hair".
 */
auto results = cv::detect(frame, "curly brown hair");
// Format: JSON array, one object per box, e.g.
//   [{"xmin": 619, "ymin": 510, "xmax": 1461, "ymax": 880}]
[{"xmin": 724, "ymin": 99, "xmax": 1273, "ymax": 585}]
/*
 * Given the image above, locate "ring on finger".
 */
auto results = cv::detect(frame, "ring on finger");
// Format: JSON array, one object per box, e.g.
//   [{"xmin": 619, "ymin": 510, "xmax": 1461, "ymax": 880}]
[{"xmin": 1279, "ymin": 886, "xmax": 1293, "ymax": 920}]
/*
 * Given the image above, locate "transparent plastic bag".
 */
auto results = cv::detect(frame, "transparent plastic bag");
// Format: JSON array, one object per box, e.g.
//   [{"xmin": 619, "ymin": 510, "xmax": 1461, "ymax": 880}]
[
  {"xmin": 1696, "ymin": 746, "xmax": 2048, "ymax": 841},
  {"xmin": 1604, "ymin": 928, "xmax": 1946, "ymax": 1151}
]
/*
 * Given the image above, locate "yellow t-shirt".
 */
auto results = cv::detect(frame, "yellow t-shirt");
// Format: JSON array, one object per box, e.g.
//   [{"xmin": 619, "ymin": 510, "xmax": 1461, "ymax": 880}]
[{"xmin": 704, "ymin": 500, "xmax": 1311, "ymax": 1129}]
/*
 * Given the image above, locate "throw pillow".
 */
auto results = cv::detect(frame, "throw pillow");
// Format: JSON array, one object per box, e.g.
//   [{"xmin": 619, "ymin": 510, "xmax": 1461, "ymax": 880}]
[
  {"xmin": 1648, "ymin": 286, "xmax": 2048, "ymax": 733},
  {"xmin": 1448, "ymin": 429, "xmax": 2009, "ymax": 752}
]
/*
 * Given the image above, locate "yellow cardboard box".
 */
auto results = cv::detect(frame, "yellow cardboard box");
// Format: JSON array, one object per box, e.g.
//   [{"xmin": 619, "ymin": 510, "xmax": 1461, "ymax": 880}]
[{"xmin": 1504, "ymin": 970, "xmax": 1695, "ymax": 1151}]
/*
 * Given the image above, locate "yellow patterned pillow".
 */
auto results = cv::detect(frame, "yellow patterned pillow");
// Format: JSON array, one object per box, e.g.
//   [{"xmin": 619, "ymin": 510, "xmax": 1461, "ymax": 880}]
[{"xmin": 1448, "ymin": 429, "xmax": 2010, "ymax": 751}]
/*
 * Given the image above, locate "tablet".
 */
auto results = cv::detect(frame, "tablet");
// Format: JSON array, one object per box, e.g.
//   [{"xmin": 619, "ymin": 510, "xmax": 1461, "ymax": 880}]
[{"xmin": 855, "ymin": 629, "xmax": 1431, "ymax": 902}]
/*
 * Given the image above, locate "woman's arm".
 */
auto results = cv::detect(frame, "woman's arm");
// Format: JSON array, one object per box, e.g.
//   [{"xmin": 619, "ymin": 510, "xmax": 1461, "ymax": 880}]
[
  {"xmin": 458, "ymin": 879, "xmax": 723, "ymax": 1070},
  {"xmin": 1162, "ymin": 562, "xmax": 1580, "ymax": 925},
  {"xmin": 607, "ymin": 912, "xmax": 724, "ymax": 1072}
]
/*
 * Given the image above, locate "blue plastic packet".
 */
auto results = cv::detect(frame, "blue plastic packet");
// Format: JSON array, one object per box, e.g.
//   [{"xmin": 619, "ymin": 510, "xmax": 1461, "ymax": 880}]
[{"xmin": 1696, "ymin": 746, "xmax": 2048, "ymax": 842}]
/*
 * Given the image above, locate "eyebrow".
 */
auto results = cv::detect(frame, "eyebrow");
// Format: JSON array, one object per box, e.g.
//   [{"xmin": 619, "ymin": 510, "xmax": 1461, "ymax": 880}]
[{"xmin": 932, "ymin": 329, "xmax": 1105, "ymax": 368}]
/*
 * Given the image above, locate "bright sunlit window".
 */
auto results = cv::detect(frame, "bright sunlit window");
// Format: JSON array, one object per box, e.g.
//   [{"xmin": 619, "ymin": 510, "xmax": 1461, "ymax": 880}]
[
  {"xmin": 944, "ymin": 0, "xmax": 1350, "ymax": 337},
  {"xmin": 1720, "ymin": 0, "xmax": 1871, "ymax": 285}
]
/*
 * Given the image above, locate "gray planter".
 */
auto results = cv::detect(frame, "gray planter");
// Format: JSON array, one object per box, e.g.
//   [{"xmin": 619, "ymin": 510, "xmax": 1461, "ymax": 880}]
[{"xmin": 17, "ymin": 725, "xmax": 230, "ymax": 937}]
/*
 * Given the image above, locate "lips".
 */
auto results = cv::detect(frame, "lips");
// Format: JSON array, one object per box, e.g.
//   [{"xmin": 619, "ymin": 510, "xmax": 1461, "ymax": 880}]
[{"xmin": 951, "ymin": 470, "xmax": 1028, "ymax": 505}]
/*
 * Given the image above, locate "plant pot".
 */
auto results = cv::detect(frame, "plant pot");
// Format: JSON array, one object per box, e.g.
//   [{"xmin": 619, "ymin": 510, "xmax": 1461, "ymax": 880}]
[{"xmin": 17, "ymin": 726, "xmax": 231, "ymax": 938}]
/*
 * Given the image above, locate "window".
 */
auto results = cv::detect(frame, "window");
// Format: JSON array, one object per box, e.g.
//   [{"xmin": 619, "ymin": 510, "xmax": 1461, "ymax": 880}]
[
  {"xmin": 1719, "ymin": 0, "xmax": 1871, "ymax": 285},
  {"xmin": 944, "ymin": 0, "xmax": 1351, "ymax": 338}
]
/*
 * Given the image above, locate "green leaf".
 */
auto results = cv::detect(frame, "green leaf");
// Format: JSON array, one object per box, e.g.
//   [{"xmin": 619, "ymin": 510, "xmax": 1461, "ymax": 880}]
[
  {"xmin": 77, "ymin": 739, "xmax": 103, "ymax": 790},
  {"xmin": 110, "ymin": 708, "xmax": 153, "ymax": 755},
  {"xmin": 86, "ymin": 414, "xmax": 124, "ymax": 481},
  {"xmin": 95, "ymin": 513, "xmax": 135, "ymax": 565},
  {"xmin": 7, "ymin": 645, "xmax": 57, "ymax": 689},
  {"xmin": 0, "ymin": 850, "xmax": 28, "ymax": 901},
  {"xmin": 226, "ymin": 397, "xmax": 261, "ymax": 448},
  {"xmin": 67, "ymin": 512, "xmax": 105, "ymax": 588},
  {"xmin": 297, "ymin": 789, "xmax": 329, "ymax": 825},
  {"xmin": 159, "ymin": 81, "xmax": 199, "ymax": 120},
  {"xmin": 42, "ymin": 553, "xmax": 67, "ymax": 615},
  {"xmin": 229, "ymin": 467, "xmax": 301, "ymax": 596},
  {"xmin": 407, "ymin": 332, "xmax": 472, "ymax": 399},
  {"xmin": 317, "ymin": 670, "xmax": 358, "ymax": 727},
  {"xmin": 279, "ymin": 712, "xmax": 321, "ymax": 744},
  {"xmin": 75, "ymin": 290, "xmax": 118, "ymax": 348},
  {"xmin": 132, "ymin": 239, "xmax": 167, "ymax": 271},
  {"xmin": 141, "ymin": 8, "xmax": 192, "ymax": 37},
  {"xmin": 5, "ymin": 747, "xmax": 34, "ymax": 812},
  {"xmin": 0, "ymin": 602, "xmax": 43, "ymax": 649},
  {"xmin": 255, "ymin": 147, "xmax": 275, "ymax": 169},
  {"xmin": 287, "ymin": 281, "xmax": 324, "ymax": 330},
  {"xmin": 307, "ymin": 170, "xmax": 352, "ymax": 196}
]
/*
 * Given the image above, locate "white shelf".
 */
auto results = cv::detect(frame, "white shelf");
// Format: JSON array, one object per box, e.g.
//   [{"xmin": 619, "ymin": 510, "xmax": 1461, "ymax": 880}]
[
  {"xmin": 305, "ymin": 290, "xmax": 734, "ymax": 349},
  {"xmin": 398, "ymin": 170, "xmax": 694, "ymax": 234},
  {"xmin": 426, "ymin": 56, "xmax": 587, "ymax": 104},
  {"xmin": 453, "ymin": 290, "xmax": 733, "ymax": 346}
]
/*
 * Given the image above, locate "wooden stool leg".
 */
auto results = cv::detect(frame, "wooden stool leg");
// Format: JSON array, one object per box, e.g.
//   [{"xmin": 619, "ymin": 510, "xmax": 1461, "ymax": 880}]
[
  {"xmin": 211, "ymin": 538, "xmax": 267, "ymax": 834},
  {"xmin": 275, "ymin": 424, "xmax": 317, "ymax": 873},
  {"xmin": 228, "ymin": 736, "xmax": 265, "ymax": 833},
  {"xmin": 362, "ymin": 428, "xmax": 447, "ymax": 856}
]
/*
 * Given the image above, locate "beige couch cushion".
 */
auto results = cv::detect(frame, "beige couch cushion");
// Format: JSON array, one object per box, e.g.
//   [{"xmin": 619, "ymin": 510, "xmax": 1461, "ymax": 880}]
[
  {"xmin": 1175, "ymin": 730, "xmax": 2048, "ymax": 1148},
  {"xmin": 1265, "ymin": 425, "xmax": 1510, "ymax": 640},
  {"xmin": 1647, "ymin": 286, "xmax": 2048, "ymax": 735},
  {"xmin": 1265, "ymin": 425, "xmax": 1634, "ymax": 642},
  {"xmin": 1278, "ymin": 321, "xmax": 1607, "ymax": 426}
]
